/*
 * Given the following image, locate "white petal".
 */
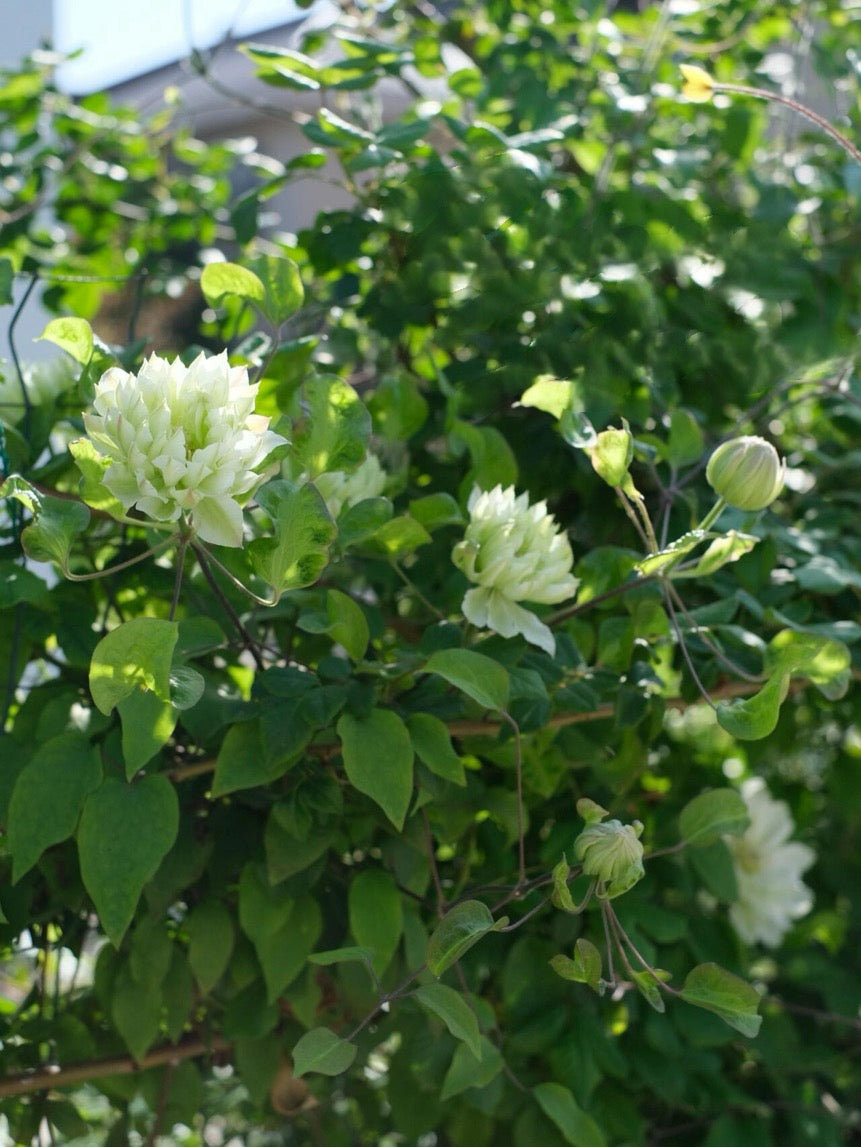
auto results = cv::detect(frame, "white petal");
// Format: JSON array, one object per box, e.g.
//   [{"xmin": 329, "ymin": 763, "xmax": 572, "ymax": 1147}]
[{"xmin": 193, "ymin": 496, "xmax": 245, "ymax": 547}]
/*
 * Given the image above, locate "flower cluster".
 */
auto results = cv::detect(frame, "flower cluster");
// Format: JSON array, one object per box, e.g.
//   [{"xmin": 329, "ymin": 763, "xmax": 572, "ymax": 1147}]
[
  {"xmin": 452, "ymin": 485, "xmax": 578, "ymax": 655},
  {"xmin": 727, "ymin": 778, "xmax": 815, "ymax": 948},
  {"xmin": 82, "ymin": 352, "xmax": 285, "ymax": 547}
]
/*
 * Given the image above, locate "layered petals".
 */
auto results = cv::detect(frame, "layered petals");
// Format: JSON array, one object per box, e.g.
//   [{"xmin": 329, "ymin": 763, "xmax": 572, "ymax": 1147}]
[
  {"xmin": 452, "ymin": 484, "xmax": 578, "ymax": 654},
  {"xmin": 727, "ymin": 778, "xmax": 815, "ymax": 948},
  {"xmin": 82, "ymin": 351, "xmax": 286, "ymax": 546}
]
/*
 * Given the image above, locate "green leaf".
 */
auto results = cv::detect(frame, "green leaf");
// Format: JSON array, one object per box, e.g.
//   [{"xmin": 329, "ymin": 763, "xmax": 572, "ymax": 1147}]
[
  {"xmin": 408, "ymin": 492, "xmax": 465, "ymax": 531},
  {"xmin": 169, "ymin": 665, "xmax": 205, "ymax": 710},
  {"xmin": 249, "ymin": 481, "xmax": 337, "ymax": 602},
  {"xmin": 680, "ymin": 963, "xmax": 762, "ymax": 1037},
  {"xmin": 7, "ymin": 732, "xmax": 102, "ymax": 882},
  {"xmin": 440, "ymin": 1036, "xmax": 503, "ymax": 1101},
  {"xmin": 533, "ymin": 1081, "xmax": 607, "ymax": 1147},
  {"xmin": 161, "ymin": 949, "xmax": 194, "ymax": 1043},
  {"xmin": 667, "ymin": 409, "xmax": 705, "ymax": 467},
  {"xmin": 632, "ymin": 969, "xmax": 668, "ymax": 1013},
  {"xmin": 89, "ymin": 618, "xmax": 179, "ymax": 716},
  {"xmin": 38, "ymin": 317, "xmax": 94, "ymax": 365},
  {"xmin": 68, "ymin": 438, "xmax": 126, "ymax": 517},
  {"xmin": 519, "ymin": 375, "xmax": 581, "ymax": 421},
  {"xmin": 337, "ymin": 709, "xmax": 414, "ymax": 830},
  {"xmin": 248, "ymin": 253, "xmax": 305, "ymax": 324},
  {"xmin": 451, "ymin": 421, "xmax": 518, "ymax": 490},
  {"xmin": 0, "ymin": 561, "xmax": 48, "ymax": 608},
  {"xmin": 688, "ymin": 839, "xmax": 738, "ymax": 902},
  {"xmin": 111, "ymin": 967, "xmax": 161, "ymax": 1062},
  {"xmin": 635, "ymin": 530, "xmax": 708, "ymax": 578},
  {"xmin": 366, "ymin": 514, "xmax": 432, "ymax": 557},
  {"xmin": 765, "ymin": 629, "xmax": 851, "ymax": 701},
  {"xmin": 716, "ymin": 672, "xmax": 788, "ymax": 741},
  {"xmin": 212, "ymin": 719, "xmax": 279, "ymax": 797},
  {"xmin": 21, "ymin": 496, "xmax": 90, "ymax": 570},
  {"xmin": 291, "ymin": 376, "xmax": 371, "ymax": 478},
  {"xmin": 426, "ymin": 900, "xmax": 495, "ymax": 977},
  {"xmin": 117, "ymin": 688, "xmax": 177, "ymax": 777},
  {"xmin": 0, "ymin": 256, "xmax": 13, "ymax": 306},
  {"xmin": 589, "ymin": 426, "xmax": 633, "ymax": 487},
  {"xmin": 679, "ymin": 789, "xmax": 749, "ymax": 847},
  {"xmin": 407, "ymin": 712, "xmax": 466, "ymax": 786},
  {"xmin": 424, "ymin": 648, "xmax": 510, "ymax": 712},
  {"xmin": 200, "ymin": 262, "xmax": 266, "ymax": 309},
  {"xmin": 549, "ymin": 939, "xmax": 603, "ymax": 995},
  {"xmin": 257, "ymin": 893, "xmax": 322, "ymax": 1002},
  {"xmin": 292, "ymin": 1027, "xmax": 357, "ymax": 1078},
  {"xmin": 238, "ymin": 863, "xmax": 294, "ymax": 947},
  {"xmin": 349, "ymin": 869, "xmax": 403, "ymax": 975},
  {"xmin": 337, "ymin": 497, "xmax": 393, "ymax": 547},
  {"xmin": 716, "ymin": 630, "xmax": 849, "ymax": 740},
  {"xmin": 129, "ymin": 915, "xmax": 173, "ymax": 991},
  {"xmin": 0, "ymin": 474, "xmax": 41, "ymax": 515},
  {"xmin": 415, "ymin": 982, "xmax": 482, "ymax": 1060},
  {"xmin": 78, "ymin": 775, "xmax": 180, "ymax": 946},
  {"xmin": 551, "ymin": 854, "xmax": 576, "ymax": 913},
  {"xmin": 672, "ymin": 531, "xmax": 758, "ymax": 579},
  {"xmin": 298, "ymin": 589, "xmax": 369, "ymax": 661},
  {"xmin": 308, "ymin": 946, "xmax": 374, "ymax": 967},
  {"xmin": 186, "ymin": 899, "xmax": 235, "ymax": 994}
]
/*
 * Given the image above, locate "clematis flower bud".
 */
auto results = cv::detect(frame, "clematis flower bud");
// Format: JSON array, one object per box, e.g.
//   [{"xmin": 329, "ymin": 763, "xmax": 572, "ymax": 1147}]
[
  {"xmin": 706, "ymin": 436, "xmax": 784, "ymax": 511},
  {"xmin": 573, "ymin": 802, "xmax": 645, "ymax": 899},
  {"xmin": 82, "ymin": 351, "xmax": 286, "ymax": 547},
  {"xmin": 452, "ymin": 484, "xmax": 579, "ymax": 656}
]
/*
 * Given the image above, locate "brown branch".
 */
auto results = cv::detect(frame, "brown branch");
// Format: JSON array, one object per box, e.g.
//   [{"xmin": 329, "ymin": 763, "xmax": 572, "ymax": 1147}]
[
  {"xmin": 0, "ymin": 1035, "xmax": 231, "ymax": 1100},
  {"xmin": 169, "ymin": 676, "xmax": 808, "ymax": 783}
]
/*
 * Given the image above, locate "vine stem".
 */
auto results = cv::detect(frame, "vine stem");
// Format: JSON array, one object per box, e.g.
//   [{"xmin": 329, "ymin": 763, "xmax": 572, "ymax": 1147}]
[
  {"xmin": 64, "ymin": 534, "xmax": 178, "ymax": 581},
  {"xmin": 712, "ymin": 82, "xmax": 861, "ymax": 165},
  {"xmin": 167, "ymin": 673, "xmax": 851, "ymax": 783},
  {"xmin": 192, "ymin": 544, "xmax": 266, "ymax": 671},
  {"xmin": 0, "ymin": 1036, "xmax": 232, "ymax": 1100},
  {"xmin": 502, "ymin": 710, "xmax": 526, "ymax": 887}
]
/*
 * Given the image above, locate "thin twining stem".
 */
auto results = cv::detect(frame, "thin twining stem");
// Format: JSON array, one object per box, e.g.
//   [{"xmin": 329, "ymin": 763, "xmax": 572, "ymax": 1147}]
[
  {"xmin": 608, "ymin": 903, "xmax": 681, "ymax": 997},
  {"xmin": 193, "ymin": 541, "xmax": 275, "ymax": 607},
  {"xmin": 665, "ymin": 581, "xmax": 762, "ymax": 683},
  {"xmin": 664, "ymin": 588, "xmax": 717, "ymax": 711},
  {"xmin": 713, "ymin": 81, "xmax": 861, "ymax": 166},
  {"xmin": 192, "ymin": 543, "xmax": 266, "ymax": 671},
  {"xmin": 65, "ymin": 533, "xmax": 178, "ymax": 581},
  {"xmin": 502, "ymin": 710, "xmax": 526, "ymax": 887}
]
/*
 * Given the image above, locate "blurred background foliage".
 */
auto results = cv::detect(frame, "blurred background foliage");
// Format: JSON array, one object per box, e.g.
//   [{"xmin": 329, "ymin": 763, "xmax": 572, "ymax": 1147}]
[{"xmin": 1, "ymin": 0, "xmax": 860, "ymax": 1144}]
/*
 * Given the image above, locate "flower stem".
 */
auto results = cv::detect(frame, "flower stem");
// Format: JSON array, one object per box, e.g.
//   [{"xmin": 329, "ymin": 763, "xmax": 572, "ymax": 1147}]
[{"xmin": 64, "ymin": 534, "xmax": 178, "ymax": 581}]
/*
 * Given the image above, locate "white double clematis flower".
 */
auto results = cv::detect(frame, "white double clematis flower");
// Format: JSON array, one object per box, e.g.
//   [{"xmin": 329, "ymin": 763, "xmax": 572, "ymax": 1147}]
[
  {"xmin": 82, "ymin": 351, "xmax": 285, "ymax": 548},
  {"xmin": 452, "ymin": 484, "xmax": 579, "ymax": 656},
  {"xmin": 727, "ymin": 778, "xmax": 815, "ymax": 948},
  {"xmin": 313, "ymin": 453, "xmax": 387, "ymax": 519}
]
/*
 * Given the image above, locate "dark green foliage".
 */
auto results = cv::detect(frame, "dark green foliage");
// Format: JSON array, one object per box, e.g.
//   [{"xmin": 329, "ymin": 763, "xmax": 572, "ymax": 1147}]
[{"xmin": 1, "ymin": 1, "xmax": 859, "ymax": 1144}]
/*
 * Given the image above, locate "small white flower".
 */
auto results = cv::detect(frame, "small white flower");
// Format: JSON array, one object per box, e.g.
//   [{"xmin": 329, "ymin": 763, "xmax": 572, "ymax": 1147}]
[
  {"xmin": 452, "ymin": 484, "xmax": 579, "ymax": 656},
  {"xmin": 727, "ymin": 778, "xmax": 815, "ymax": 948},
  {"xmin": 82, "ymin": 351, "xmax": 286, "ymax": 547},
  {"xmin": 313, "ymin": 453, "xmax": 387, "ymax": 519}
]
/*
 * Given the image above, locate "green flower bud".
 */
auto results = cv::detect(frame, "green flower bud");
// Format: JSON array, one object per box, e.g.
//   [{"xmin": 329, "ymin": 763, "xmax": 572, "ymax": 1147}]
[
  {"xmin": 573, "ymin": 808, "xmax": 645, "ymax": 899},
  {"xmin": 705, "ymin": 436, "xmax": 784, "ymax": 512}
]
